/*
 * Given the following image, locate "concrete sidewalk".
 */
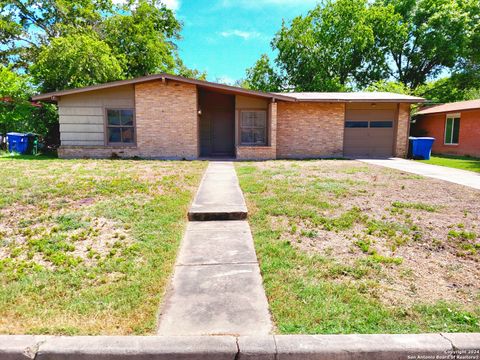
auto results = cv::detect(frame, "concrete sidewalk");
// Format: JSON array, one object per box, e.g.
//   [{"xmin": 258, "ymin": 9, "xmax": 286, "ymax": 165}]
[
  {"xmin": 158, "ymin": 162, "xmax": 272, "ymax": 336},
  {"xmin": 360, "ymin": 158, "xmax": 480, "ymax": 190},
  {"xmin": 188, "ymin": 161, "xmax": 248, "ymax": 221}
]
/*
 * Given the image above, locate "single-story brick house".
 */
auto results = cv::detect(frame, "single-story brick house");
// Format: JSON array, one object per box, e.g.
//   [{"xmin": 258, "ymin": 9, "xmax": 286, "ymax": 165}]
[
  {"xmin": 32, "ymin": 73, "xmax": 424, "ymax": 160},
  {"xmin": 414, "ymin": 99, "xmax": 480, "ymax": 158}
]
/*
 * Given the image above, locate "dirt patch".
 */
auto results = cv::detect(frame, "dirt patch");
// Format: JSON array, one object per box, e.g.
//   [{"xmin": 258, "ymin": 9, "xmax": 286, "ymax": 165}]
[{"xmin": 259, "ymin": 160, "xmax": 480, "ymax": 310}]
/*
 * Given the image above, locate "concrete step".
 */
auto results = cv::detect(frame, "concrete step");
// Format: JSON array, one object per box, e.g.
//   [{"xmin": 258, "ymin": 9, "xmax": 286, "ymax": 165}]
[{"xmin": 188, "ymin": 162, "xmax": 248, "ymax": 221}]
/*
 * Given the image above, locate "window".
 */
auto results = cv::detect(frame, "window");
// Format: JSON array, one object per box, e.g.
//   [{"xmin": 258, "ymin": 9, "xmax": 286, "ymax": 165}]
[
  {"xmin": 445, "ymin": 114, "xmax": 460, "ymax": 145},
  {"xmin": 106, "ymin": 109, "xmax": 135, "ymax": 145},
  {"xmin": 345, "ymin": 121, "xmax": 368, "ymax": 128},
  {"xmin": 240, "ymin": 111, "xmax": 267, "ymax": 145},
  {"xmin": 345, "ymin": 121, "xmax": 393, "ymax": 128},
  {"xmin": 370, "ymin": 121, "xmax": 393, "ymax": 128}
]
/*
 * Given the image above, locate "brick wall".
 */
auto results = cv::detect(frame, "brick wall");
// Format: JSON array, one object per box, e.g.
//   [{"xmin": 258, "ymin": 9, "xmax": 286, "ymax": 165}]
[
  {"xmin": 58, "ymin": 146, "xmax": 139, "ymax": 159},
  {"xmin": 135, "ymin": 80, "xmax": 198, "ymax": 159},
  {"xmin": 276, "ymin": 102, "xmax": 345, "ymax": 158},
  {"xmin": 395, "ymin": 103, "xmax": 410, "ymax": 157},
  {"xmin": 415, "ymin": 109, "xmax": 480, "ymax": 157},
  {"xmin": 58, "ymin": 80, "xmax": 198, "ymax": 159}
]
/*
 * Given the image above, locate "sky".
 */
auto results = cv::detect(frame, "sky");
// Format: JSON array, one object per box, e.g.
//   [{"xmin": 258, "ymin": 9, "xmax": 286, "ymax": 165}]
[{"xmin": 169, "ymin": 0, "xmax": 319, "ymax": 83}]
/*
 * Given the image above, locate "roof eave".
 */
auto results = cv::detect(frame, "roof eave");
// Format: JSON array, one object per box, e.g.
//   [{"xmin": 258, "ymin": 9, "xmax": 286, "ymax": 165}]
[
  {"xmin": 31, "ymin": 73, "xmax": 296, "ymax": 102},
  {"xmin": 294, "ymin": 98, "xmax": 425, "ymax": 103}
]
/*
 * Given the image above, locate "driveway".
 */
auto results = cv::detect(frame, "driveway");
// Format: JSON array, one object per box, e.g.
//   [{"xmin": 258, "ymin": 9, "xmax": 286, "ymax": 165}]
[{"xmin": 359, "ymin": 158, "xmax": 480, "ymax": 190}]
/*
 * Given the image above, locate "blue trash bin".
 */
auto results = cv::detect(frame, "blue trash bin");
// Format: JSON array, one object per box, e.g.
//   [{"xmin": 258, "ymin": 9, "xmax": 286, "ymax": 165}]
[
  {"xmin": 6, "ymin": 132, "xmax": 36, "ymax": 154},
  {"xmin": 409, "ymin": 137, "xmax": 435, "ymax": 160}
]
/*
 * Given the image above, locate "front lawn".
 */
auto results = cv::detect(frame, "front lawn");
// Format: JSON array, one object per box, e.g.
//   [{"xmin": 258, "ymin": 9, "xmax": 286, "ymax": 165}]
[
  {"xmin": 236, "ymin": 160, "xmax": 480, "ymax": 334},
  {"xmin": 419, "ymin": 154, "xmax": 480, "ymax": 173},
  {"xmin": 0, "ymin": 156, "xmax": 206, "ymax": 335}
]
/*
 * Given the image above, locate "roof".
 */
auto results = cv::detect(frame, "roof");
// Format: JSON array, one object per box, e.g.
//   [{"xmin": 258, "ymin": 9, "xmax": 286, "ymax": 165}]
[
  {"xmin": 274, "ymin": 91, "xmax": 425, "ymax": 103},
  {"xmin": 31, "ymin": 73, "xmax": 295, "ymax": 102},
  {"xmin": 416, "ymin": 99, "xmax": 480, "ymax": 115},
  {"xmin": 31, "ymin": 73, "xmax": 425, "ymax": 104}
]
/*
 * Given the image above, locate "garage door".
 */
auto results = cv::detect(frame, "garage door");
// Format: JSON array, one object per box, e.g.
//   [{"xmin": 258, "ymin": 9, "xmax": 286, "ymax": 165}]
[{"xmin": 343, "ymin": 106, "xmax": 395, "ymax": 158}]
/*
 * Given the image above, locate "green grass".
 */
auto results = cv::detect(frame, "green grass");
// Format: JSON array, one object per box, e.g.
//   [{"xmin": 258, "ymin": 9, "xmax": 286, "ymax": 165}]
[
  {"xmin": 419, "ymin": 154, "xmax": 480, "ymax": 173},
  {"xmin": 236, "ymin": 161, "xmax": 480, "ymax": 334},
  {"xmin": 0, "ymin": 155, "xmax": 206, "ymax": 334}
]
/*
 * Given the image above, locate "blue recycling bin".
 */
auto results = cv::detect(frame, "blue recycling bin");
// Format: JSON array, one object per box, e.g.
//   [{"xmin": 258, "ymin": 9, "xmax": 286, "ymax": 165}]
[
  {"xmin": 7, "ymin": 132, "xmax": 37, "ymax": 154},
  {"xmin": 409, "ymin": 137, "xmax": 435, "ymax": 160}
]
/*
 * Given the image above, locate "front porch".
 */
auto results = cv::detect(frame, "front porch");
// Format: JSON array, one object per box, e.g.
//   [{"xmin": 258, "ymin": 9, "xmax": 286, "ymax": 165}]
[{"xmin": 197, "ymin": 87, "xmax": 277, "ymax": 160}]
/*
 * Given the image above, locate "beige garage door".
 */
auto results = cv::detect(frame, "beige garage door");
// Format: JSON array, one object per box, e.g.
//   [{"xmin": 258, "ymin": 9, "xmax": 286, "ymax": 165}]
[{"xmin": 343, "ymin": 106, "xmax": 396, "ymax": 158}]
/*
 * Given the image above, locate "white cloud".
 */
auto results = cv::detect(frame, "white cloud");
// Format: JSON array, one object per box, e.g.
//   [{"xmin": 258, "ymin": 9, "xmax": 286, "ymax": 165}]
[
  {"xmin": 219, "ymin": 30, "xmax": 260, "ymax": 40},
  {"xmin": 161, "ymin": 0, "xmax": 180, "ymax": 11}
]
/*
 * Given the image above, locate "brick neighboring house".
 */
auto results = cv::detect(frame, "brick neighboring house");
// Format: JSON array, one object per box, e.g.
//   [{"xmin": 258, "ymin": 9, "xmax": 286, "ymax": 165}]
[
  {"xmin": 32, "ymin": 73, "xmax": 424, "ymax": 160},
  {"xmin": 414, "ymin": 99, "xmax": 480, "ymax": 158}
]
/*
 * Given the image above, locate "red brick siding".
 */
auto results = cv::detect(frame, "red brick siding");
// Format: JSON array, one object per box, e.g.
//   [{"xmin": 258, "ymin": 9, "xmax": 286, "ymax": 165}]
[
  {"xmin": 276, "ymin": 102, "xmax": 345, "ymax": 159},
  {"xmin": 416, "ymin": 109, "xmax": 480, "ymax": 157}
]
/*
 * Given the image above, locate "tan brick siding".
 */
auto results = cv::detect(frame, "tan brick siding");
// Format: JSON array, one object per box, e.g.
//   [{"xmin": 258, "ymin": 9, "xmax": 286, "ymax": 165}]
[
  {"xmin": 134, "ymin": 80, "xmax": 198, "ymax": 159},
  {"xmin": 395, "ymin": 103, "xmax": 411, "ymax": 157},
  {"xmin": 276, "ymin": 102, "xmax": 345, "ymax": 158},
  {"xmin": 236, "ymin": 146, "xmax": 276, "ymax": 160},
  {"xmin": 58, "ymin": 80, "xmax": 198, "ymax": 159},
  {"xmin": 58, "ymin": 146, "xmax": 139, "ymax": 159}
]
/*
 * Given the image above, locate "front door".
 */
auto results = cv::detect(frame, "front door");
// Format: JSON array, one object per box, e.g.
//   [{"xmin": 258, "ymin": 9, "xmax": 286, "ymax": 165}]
[{"xmin": 199, "ymin": 90, "xmax": 235, "ymax": 157}]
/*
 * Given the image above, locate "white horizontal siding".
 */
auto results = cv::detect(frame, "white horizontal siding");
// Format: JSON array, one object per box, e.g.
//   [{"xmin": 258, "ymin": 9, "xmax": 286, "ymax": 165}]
[
  {"xmin": 60, "ymin": 115, "xmax": 104, "ymax": 124},
  {"xmin": 60, "ymin": 123, "xmax": 104, "ymax": 133},
  {"xmin": 59, "ymin": 107, "xmax": 104, "ymax": 116},
  {"xmin": 61, "ymin": 132, "xmax": 104, "ymax": 141},
  {"xmin": 58, "ymin": 85, "xmax": 134, "ymax": 147},
  {"xmin": 61, "ymin": 140, "xmax": 105, "ymax": 146}
]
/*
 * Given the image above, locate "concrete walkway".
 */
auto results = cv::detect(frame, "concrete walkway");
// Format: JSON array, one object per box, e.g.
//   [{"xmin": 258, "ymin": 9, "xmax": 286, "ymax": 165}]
[
  {"xmin": 188, "ymin": 162, "xmax": 248, "ymax": 221},
  {"xmin": 360, "ymin": 158, "xmax": 480, "ymax": 190},
  {"xmin": 158, "ymin": 162, "xmax": 272, "ymax": 336}
]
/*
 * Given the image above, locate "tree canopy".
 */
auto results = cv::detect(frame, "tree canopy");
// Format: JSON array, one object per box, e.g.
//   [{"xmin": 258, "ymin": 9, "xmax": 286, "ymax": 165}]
[
  {"xmin": 0, "ymin": 0, "xmax": 204, "ymax": 92},
  {"xmin": 245, "ymin": 0, "xmax": 480, "ymax": 101}
]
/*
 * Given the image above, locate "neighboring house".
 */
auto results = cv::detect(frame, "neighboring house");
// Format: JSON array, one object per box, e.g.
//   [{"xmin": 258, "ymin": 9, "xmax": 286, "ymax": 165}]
[
  {"xmin": 415, "ymin": 99, "xmax": 480, "ymax": 158},
  {"xmin": 32, "ymin": 73, "xmax": 424, "ymax": 159}
]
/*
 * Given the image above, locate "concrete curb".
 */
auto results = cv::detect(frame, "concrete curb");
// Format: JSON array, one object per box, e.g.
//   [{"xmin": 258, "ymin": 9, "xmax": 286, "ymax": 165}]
[{"xmin": 1, "ymin": 333, "xmax": 478, "ymax": 359}]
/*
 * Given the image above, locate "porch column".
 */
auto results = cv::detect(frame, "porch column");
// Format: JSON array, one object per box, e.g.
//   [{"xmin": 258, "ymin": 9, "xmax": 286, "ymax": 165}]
[{"xmin": 269, "ymin": 100, "xmax": 277, "ymax": 155}]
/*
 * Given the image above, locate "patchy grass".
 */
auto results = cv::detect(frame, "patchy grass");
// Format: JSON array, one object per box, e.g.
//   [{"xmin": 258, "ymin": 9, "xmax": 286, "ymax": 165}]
[
  {"xmin": 236, "ymin": 160, "xmax": 480, "ymax": 334},
  {"xmin": 419, "ymin": 155, "xmax": 480, "ymax": 173},
  {"xmin": 0, "ymin": 156, "xmax": 206, "ymax": 335}
]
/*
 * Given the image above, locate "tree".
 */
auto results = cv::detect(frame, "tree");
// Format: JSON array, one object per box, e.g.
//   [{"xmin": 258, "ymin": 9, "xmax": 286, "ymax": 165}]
[
  {"xmin": 374, "ymin": 0, "xmax": 480, "ymax": 89},
  {"xmin": 251, "ymin": 0, "xmax": 389, "ymax": 92},
  {"xmin": 0, "ymin": 66, "xmax": 58, "ymax": 140},
  {"xmin": 244, "ymin": 54, "xmax": 283, "ymax": 92},
  {"xmin": 245, "ymin": 0, "xmax": 480, "ymax": 96},
  {"xmin": 0, "ymin": 0, "xmax": 113, "ymax": 68},
  {"xmin": 30, "ymin": 34, "xmax": 124, "ymax": 92},
  {"xmin": 102, "ymin": 0, "xmax": 182, "ymax": 78},
  {"xmin": 1, "ymin": 0, "xmax": 205, "ymax": 90},
  {"xmin": 366, "ymin": 80, "xmax": 411, "ymax": 95}
]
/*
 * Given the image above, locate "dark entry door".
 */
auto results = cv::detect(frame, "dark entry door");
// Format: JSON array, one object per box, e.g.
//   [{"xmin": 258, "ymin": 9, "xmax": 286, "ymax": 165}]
[{"xmin": 199, "ymin": 90, "xmax": 235, "ymax": 157}]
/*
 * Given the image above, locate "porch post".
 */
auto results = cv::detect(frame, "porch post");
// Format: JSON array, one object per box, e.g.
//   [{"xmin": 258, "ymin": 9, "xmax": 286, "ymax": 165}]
[{"xmin": 269, "ymin": 99, "xmax": 277, "ymax": 158}]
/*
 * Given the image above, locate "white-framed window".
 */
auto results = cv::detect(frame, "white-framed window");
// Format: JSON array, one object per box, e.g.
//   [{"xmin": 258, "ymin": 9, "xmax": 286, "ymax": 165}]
[
  {"xmin": 444, "ymin": 114, "xmax": 460, "ymax": 145},
  {"xmin": 240, "ymin": 110, "xmax": 267, "ymax": 146}
]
